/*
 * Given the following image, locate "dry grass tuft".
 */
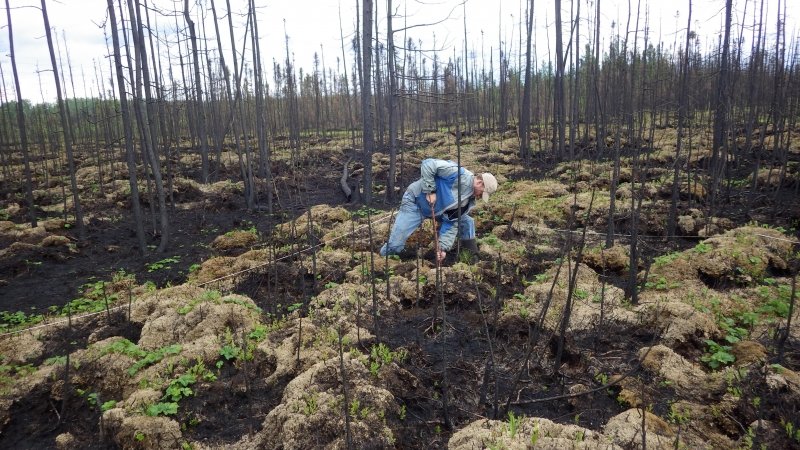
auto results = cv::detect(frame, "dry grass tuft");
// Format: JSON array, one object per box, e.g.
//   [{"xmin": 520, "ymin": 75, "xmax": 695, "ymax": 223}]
[{"xmin": 211, "ymin": 229, "xmax": 259, "ymax": 252}]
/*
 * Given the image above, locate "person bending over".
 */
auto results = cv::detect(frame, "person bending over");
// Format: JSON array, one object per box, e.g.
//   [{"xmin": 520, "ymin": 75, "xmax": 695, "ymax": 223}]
[{"xmin": 380, "ymin": 158, "xmax": 498, "ymax": 263}]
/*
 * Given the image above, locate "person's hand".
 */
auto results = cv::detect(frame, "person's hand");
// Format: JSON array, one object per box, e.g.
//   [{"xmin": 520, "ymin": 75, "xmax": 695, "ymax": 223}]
[
  {"xmin": 426, "ymin": 192, "xmax": 437, "ymax": 206},
  {"xmin": 436, "ymin": 247, "xmax": 446, "ymax": 263}
]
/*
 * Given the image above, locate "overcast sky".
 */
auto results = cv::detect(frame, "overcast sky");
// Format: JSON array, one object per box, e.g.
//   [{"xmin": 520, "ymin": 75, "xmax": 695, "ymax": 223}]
[{"xmin": 1, "ymin": 0, "xmax": 797, "ymax": 104}]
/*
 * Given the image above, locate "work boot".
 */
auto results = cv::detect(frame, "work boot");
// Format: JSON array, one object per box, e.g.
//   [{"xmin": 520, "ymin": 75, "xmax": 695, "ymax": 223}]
[
  {"xmin": 457, "ymin": 239, "xmax": 480, "ymax": 263},
  {"xmin": 461, "ymin": 239, "xmax": 479, "ymax": 254},
  {"xmin": 397, "ymin": 247, "xmax": 418, "ymax": 260}
]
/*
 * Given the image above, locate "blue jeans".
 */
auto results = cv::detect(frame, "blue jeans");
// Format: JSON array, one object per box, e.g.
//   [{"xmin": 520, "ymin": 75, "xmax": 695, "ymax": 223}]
[{"xmin": 380, "ymin": 191, "xmax": 475, "ymax": 256}]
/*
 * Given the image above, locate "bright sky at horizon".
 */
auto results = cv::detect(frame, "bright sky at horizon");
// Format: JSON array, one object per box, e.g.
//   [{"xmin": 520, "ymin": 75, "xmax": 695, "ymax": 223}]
[{"xmin": 1, "ymin": 0, "xmax": 797, "ymax": 104}]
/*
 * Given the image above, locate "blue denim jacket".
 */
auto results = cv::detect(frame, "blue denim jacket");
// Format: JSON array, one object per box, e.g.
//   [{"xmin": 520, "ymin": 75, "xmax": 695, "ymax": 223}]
[{"xmin": 412, "ymin": 159, "xmax": 475, "ymax": 250}]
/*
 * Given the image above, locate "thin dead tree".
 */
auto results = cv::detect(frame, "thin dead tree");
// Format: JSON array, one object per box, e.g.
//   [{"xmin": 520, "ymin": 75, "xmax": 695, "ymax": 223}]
[
  {"xmin": 184, "ymin": 0, "xmax": 210, "ymax": 184},
  {"xmin": 519, "ymin": 0, "xmax": 534, "ymax": 163},
  {"xmin": 130, "ymin": 0, "xmax": 169, "ymax": 252},
  {"xmin": 106, "ymin": 0, "xmax": 147, "ymax": 254},
  {"xmin": 361, "ymin": 0, "xmax": 375, "ymax": 204},
  {"xmin": 710, "ymin": 0, "xmax": 733, "ymax": 206},
  {"xmin": 5, "ymin": 0, "xmax": 37, "ymax": 228},
  {"xmin": 553, "ymin": 0, "xmax": 566, "ymax": 158},
  {"xmin": 385, "ymin": 0, "xmax": 398, "ymax": 203},
  {"xmin": 667, "ymin": 0, "xmax": 692, "ymax": 241},
  {"xmin": 40, "ymin": 0, "xmax": 85, "ymax": 240},
  {"xmin": 249, "ymin": 0, "xmax": 273, "ymax": 212}
]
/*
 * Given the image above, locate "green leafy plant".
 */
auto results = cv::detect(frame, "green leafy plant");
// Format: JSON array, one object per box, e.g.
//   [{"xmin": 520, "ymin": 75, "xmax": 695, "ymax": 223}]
[
  {"xmin": 130, "ymin": 345, "xmax": 182, "ymax": 376},
  {"xmin": 653, "ymin": 252, "xmax": 682, "ymax": 267},
  {"xmin": 353, "ymin": 207, "xmax": 381, "ymax": 218},
  {"xmin": 781, "ymin": 419, "xmax": 800, "ymax": 443},
  {"xmin": 219, "ymin": 328, "xmax": 241, "ymax": 363},
  {"xmin": 693, "ymin": 242, "xmax": 712, "ymax": 254},
  {"xmin": 146, "ymin": 402, "xmax": 179, "ymax": 416},
  {"xmin": 104, "ymin": 339, "xmax": 183, "ymax": 376},
  {"xmin": 187, "ymin": 360, "xmax": 217, "ymax": 382},
  {"xmin": 225, "ymin": 226, "xmax": 259, "ymax": 237},
  {"xmin": 701, "ymin": 340, "xmax": 735, "ymax": 369},
  {"xmin": 165, "ymin": 373, "xmax": 196, "ymax": 402},
  {"xmin": 103, "ymin": 338, "xmax": 145, "ymax": 358},
  {"xmin": 530, "ymin": 421, "xmax": 540, "ymax": 445},
  {"xmin": 301, "ymin": 392, "xmax": 318, "ymax": 416},
  {"xmin": 219, "ymin": 342, "xmax": 240, "ymax": 361},
  {"xmin": 0, "ymin": 310, "xmax": 45, "ymax": 332},
  {"xmin": 87, "ymin": 392, "xmax": 99, "ymax": 407},
  {"xmin": 667, "ymin": 402, "xmax": 691, "ymax": 425},
  {"xmin": 347, "ymin": 398, "xmax": 363, "ymax": 419},
  {"xmin": 367, "ymin": 343, "xmax": 408, "ymax": 377},
  {"xmin": 366, "ymin": 358, "xmax": 380, "ymax": 377},
  {"xmin": 147, "ymin": 256, "xmax": 181, "ymax": 272},
  {"xmin": 43, "ymin": 355, "xmax": 67, "ymax": 366},
  {"xmin": 248, "ymin": 324, "xmax": 268, "ymax": 342},
  {"xmin": 371, "ymin": 343, "xmax": 407, "ymax": 366},
  {"xmin": 644, "ymin": 276, "xmax": 681, "ymax": 291},
  {"xmin": 480, "ymin": 233, "xmax": 500, "ymax": 247},
  {"xmin": 507, "ymin": 411, "xmax": 522, "ymax": 438},
  {"xmin": 717, "ymin": 316, "xmax": 748, "ymax": 343},
  {"xmin": 101, "ymin": 400, "xmax": 118, "ymax": 412}
]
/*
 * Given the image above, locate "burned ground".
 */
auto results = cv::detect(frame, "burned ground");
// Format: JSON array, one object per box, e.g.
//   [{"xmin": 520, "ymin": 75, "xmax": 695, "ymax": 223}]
[{"xmin": 1, "ymin": 130, "xmax": 799, "ymax": 449}]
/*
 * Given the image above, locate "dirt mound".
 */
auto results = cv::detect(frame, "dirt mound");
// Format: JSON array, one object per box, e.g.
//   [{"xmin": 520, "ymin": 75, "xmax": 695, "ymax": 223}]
[
  {"xmin": 645, "ymin": 226, "xmax": 793, "ymax": 289},
  {"xmin": 273, "ymin": 204, "xmax": 353, "ymax": 245},
  {"xmin": 500, "ymin": 262, "xmax": 634, "ymax": 333},
  {"xmin": 132, "ymin": 286, "xmax": 261, "ymax": 349},
  {"xmin": 257, "ymin": 354, "xmax": 397, "ymax": 449},
  {"xmin": 479, "ymin": 225, "xmax": 532, "ymax": 267},
  {"xmin": 637, "ymin": 300, "xmax": 717, "ymax": 346},
  {"xmin": 582, "ymin": 244, "xmax": 629, "ymax": 274},
  {"xmin": 490, "ymin": 179, "xmax": 570, "ymax": 227},
  {"xmin": 189, "ymin": 252, "xmax": 277, "ymax": 288},
  {"xmin": 210, "ymin": 229, "xmax": 259, "ymax": 253},
  {"xmin": 170, "ymin": 177, "xmax": 204, "ymax": 203},
  {"xmin": 449, "ymin": 416, "xmax": 618, "ymax": 449},
  {"xmin": 639, "ymin": 345, "xmax": 722, "ymax": 398},
  {"xmin": 101, "ymin": 408, "xmax": 183, "ymax": 450},
  {"xmin": 603, "ymin": 409, "xmax": 675, "ymax": 450},
  {"xmin": 300, "ymin": 248, "xmax": 354, "ymax": 284}
]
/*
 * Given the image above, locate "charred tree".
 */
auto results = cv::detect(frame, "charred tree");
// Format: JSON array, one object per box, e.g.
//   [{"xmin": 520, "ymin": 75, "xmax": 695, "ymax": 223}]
[
  {"xmin": 41, "ymin": 0, "xmax": 85, "ymax": 240},
  {"xmin": 106, "ymin": 0, "xmax": 146, "ymax": 254},
  {"xmin": 361, "ymin": 0, "xmax": 375, "ymax": 204},
  {"xmin": 5, "ymin": 0, "xmax": 36, "ymax": 228}
]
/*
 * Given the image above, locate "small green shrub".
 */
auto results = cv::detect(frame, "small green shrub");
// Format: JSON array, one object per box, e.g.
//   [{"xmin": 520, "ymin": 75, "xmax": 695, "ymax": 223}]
[
  {"xmin": 164, "ymin": 373, "xmax": 196, "ymax": 402},
  {"xmin": 701, "ymin": 340, "xmax": 735, "ymax": 369},
  {"xmin": 147, "ymin": 256, "xmax": 181, "ymax": 272},
  {"xmin": 146, "ymin": 402, "xmax": 178, "ymax": 416}
]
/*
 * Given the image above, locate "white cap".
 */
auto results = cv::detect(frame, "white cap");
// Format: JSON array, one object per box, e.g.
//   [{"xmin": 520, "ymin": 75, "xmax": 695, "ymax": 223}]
[{"xmin": 481, "ymin": 173, "xmax": 498, "ymax": 203}]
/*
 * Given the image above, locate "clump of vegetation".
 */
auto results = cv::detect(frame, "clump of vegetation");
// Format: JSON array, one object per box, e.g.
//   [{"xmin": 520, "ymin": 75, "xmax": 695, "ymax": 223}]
[
  {"xmin": 211, "ymin": 227, "xmax": 260, "ymax": 251},
  {"xmin": 367, "ymin": 343, "xmax": 408, "ymax": 377},
  {"xmin": 102, "ymin": 338, "xmax": 183, "ymax": 376}
]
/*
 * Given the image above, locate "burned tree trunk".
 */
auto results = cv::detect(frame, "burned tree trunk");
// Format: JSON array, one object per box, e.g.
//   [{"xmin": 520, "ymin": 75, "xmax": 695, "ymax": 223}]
[
  {"xmin": 5, "ymin": 0, "xmax": 36, "ymax": 228},
  {"xmin": 41, "ymin": 0, "xmax": 85, "ymax": 240}
]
